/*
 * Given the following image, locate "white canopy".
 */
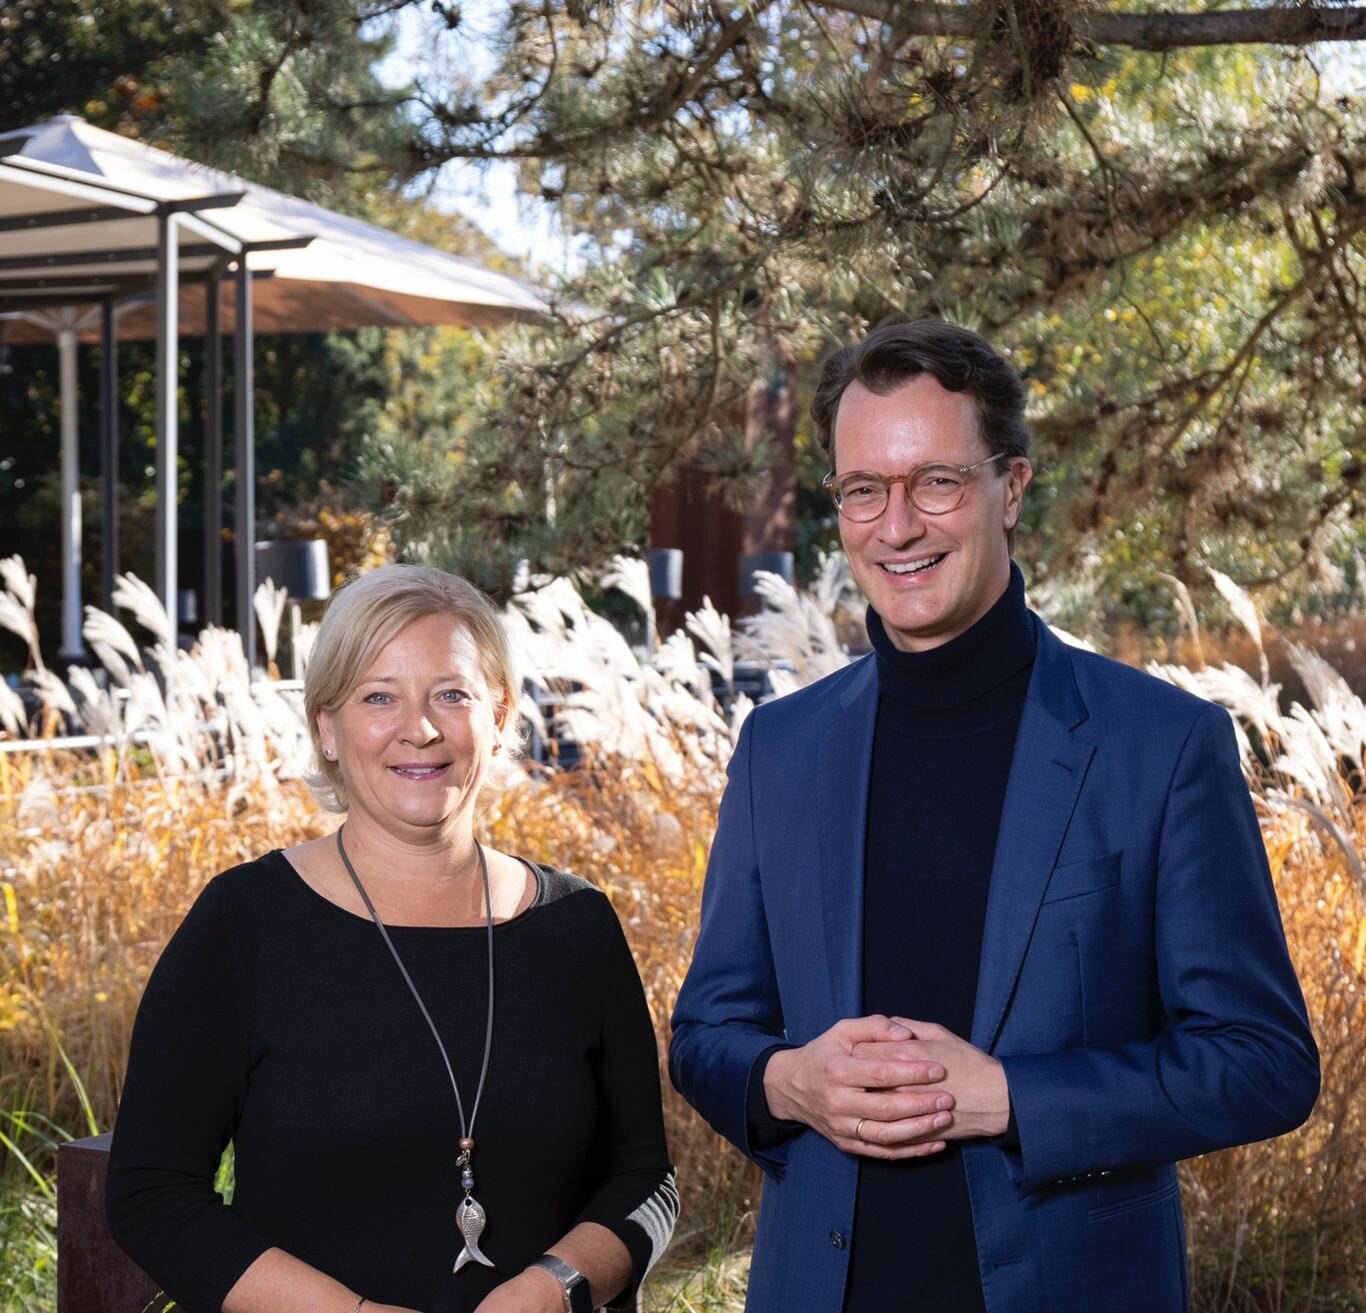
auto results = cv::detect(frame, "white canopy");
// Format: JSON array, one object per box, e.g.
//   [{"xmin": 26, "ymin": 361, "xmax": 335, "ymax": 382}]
[
  {"xmin": 0, "ymin": 116, "xmax": 547, "ymax": 668},
  {"xmin": 0, "ymin": 115, "xmax": 548, "ymax": 341}
]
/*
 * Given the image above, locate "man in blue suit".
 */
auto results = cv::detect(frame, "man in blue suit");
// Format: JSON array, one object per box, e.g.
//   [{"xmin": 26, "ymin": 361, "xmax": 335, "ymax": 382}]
[{"xmin": 669, "ymin": 320, "xmax": 1318, "ymax": 1313}]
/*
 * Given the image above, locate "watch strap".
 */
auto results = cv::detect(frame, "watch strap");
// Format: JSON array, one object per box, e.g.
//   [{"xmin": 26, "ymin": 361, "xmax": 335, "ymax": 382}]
[{"xmin": 529, "ymin": 1254, "xmax": 593, "ymax": 1313}]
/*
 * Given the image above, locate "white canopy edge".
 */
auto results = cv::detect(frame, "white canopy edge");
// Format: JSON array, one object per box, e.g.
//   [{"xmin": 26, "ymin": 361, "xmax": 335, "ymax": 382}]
[{"xmin": 1, "ymin": 118, "xmax": 549, "ymax": 319}]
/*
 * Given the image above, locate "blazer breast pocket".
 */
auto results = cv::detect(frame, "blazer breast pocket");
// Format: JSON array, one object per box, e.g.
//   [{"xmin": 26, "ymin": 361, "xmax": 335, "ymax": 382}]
[{"xmin": 1041, "ymin": 851, "xmax": 1123, "ymax": 904}]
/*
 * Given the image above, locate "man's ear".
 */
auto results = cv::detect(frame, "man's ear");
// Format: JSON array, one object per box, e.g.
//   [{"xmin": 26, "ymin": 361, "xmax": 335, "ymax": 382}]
[{"xmin": 1003, "ymin": 458, "xmax": 1033, "ymax": 531}]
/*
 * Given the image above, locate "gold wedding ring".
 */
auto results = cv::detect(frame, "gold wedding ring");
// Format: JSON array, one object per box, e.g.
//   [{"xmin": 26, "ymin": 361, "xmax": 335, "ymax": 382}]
[{"xmin": 855, "ymin": 1118, "xmax": 867, "ymax": 1141}]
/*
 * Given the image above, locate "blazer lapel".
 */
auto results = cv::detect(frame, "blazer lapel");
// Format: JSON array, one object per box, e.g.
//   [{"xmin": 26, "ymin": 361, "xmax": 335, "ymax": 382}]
[
  {"xmin": 970, "ymin": 617, "xmax": 1096, "ymax": 1052},
  {"xmin": 818, "ymin": 654, "xmax": 879, "ymax": 1022}
]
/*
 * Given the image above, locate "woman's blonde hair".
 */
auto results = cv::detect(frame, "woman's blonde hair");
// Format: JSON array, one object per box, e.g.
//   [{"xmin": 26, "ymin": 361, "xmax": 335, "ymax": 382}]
[{"xmin": 304, "ymin": 564, "xmax": 522, "ymax": 812}]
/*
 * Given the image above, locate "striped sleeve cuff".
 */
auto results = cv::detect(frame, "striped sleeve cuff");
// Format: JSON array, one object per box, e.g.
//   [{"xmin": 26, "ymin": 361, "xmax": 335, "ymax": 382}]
[{"xmin": 604, "ymin": 1169, "xmax": 680, "ymax": 1310}]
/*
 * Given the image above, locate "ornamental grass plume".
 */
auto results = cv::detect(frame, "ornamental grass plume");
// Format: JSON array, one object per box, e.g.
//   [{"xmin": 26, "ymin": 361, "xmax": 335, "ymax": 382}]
[
  {"xmin": 1138, "ymin": 571, "xmax": 1366, "ymax": 1307},
  {"xmin": 0, "ymin": 557, "xmax": 44, "ymax": 677},
  {"xmin": 735, "ymin": 554, "xmax": 850, "ymax": 687}
]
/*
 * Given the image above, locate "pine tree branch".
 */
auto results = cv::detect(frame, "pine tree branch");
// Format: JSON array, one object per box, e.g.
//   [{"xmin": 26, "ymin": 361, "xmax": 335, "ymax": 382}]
[
  {"xmin": 811, "ymin": 1, "xmax": 1366, "ymax": 49},
  {"xmin": 247, "ymin": 6, "xmax": 311, "ymax": 136},
  {"xmin": 1029, "ymin": 206, "xmax": 1366, "ymax": 587},
  {"xmin": 965, "ymin": 135, "xmax": 1351, "ymax": 328}
]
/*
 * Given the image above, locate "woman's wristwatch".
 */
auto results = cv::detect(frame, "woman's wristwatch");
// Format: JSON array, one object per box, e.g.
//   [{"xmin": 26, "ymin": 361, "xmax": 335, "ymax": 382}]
[{"xmin": 528, "ymin": 1254, "xmax": 593, "ymax": 1312}]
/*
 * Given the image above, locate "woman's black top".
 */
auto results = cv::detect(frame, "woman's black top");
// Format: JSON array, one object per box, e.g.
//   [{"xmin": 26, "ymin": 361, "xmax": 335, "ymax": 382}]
[{"xmin": 106, "ymin": 851, "xmax": 678, "ymax": 1313}]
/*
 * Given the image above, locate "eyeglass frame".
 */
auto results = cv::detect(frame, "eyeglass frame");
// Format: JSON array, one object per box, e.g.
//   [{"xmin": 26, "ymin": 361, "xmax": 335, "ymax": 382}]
[{"xmin": 822, "ymin": 453, "xmax": 1017, "ymax": 521}]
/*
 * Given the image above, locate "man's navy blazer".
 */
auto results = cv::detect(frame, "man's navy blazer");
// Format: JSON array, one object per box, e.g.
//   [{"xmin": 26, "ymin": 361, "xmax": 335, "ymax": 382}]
[{"xmin": 669, "ymin": 612, "xmax": 1318, "ymax": 1313}]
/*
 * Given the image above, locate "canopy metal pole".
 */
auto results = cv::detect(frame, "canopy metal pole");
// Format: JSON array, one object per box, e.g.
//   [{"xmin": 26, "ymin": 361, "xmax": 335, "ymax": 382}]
[
  {"xmin": 154, "ymin": 210, "xmax": 179, "ymax": 635},
  {"xmin": 99, "ymin": 299, "xmax": 119, "ymax": 616},
  {"xmin": 233, "ymin": 256, "xmax": 256, "ymax": 669},
  {"xmin": 57, "ymin": 321, "xmax": 87, "ymax": 663},
  {"xmin": 203, "ymin": 265, "xmax": 224, "ymax": 627}
]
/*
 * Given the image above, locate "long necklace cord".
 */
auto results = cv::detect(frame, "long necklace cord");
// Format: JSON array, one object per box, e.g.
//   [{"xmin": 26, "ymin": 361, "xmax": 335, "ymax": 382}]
[{"xmin": 335, "ymin": 826, "xmax": 497, "ymax": 1271}]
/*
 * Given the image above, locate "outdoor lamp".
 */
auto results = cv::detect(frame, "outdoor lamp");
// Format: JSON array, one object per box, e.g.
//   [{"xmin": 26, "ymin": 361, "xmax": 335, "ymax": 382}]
[
  {"xmin": 649, "ymin": 549, "xmax": 683, "ymax": 601},
  {"xmin": 254, "ymin": 539, "xmax": 331, "ymax": 601},
  {"xmin": 254, "ymin": 539, "xmax": 331, "ymax": 678},
  {"xmin": 739, "ymin": 551, "xmax": 794, "ymax": 597}
]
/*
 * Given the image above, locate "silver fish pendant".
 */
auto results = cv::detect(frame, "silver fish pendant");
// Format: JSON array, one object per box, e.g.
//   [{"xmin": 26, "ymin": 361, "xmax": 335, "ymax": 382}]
[{"xmin": 453, "ymin": 1195, "xmax": 494, "ymax": 1273}]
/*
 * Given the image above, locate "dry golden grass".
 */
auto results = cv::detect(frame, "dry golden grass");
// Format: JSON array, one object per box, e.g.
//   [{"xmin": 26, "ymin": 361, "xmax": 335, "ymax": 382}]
[
  {"xmin": 0, "ymin": 749, "xmax": 324, "ymax": 1123},
  {"xmin": 1112, "ymin": 614, "xmax": 1366, "ymax": 717},
  {"xmin": 644, "ymin": 1249, "xmax": 752, "ymax": 1313},
  {"xmin": 2, "ymin": 729, "xmax": 1363, "ymax": 1307},
  {"xmin": 1181, "ymin": 812, "xmax": 1366, "ymax": 1309}
]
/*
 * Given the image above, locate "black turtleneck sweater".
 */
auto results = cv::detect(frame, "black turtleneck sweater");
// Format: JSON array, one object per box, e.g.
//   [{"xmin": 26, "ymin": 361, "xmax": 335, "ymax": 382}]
[
  {"xmin": 844, "ymin": 561, "xmax": 1036, "ymax": 1313},
  {"xmin": 748, "ymin": 563, "xmax": 1036, "ymax": 1313}
]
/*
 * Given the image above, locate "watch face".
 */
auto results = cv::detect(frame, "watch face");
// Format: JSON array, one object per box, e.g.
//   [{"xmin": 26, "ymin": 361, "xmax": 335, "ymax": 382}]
[
  {"xmin": 566, "ymin": 1274, "xmax": 593, "ymax": 1313},
  {"xmin": 533, "ymin": 1256, "xmax": 590, "ymax": 1311}
]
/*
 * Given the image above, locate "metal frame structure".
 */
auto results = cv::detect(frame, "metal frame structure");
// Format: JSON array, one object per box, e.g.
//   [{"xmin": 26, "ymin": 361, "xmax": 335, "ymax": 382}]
[{"xmin": 0, "ymin": 146, "xmax": 315, "ymax": 667}]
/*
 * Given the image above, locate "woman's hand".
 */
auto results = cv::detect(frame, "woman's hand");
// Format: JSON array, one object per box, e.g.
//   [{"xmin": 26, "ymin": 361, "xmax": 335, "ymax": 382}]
[{"xmin": 471, "ymin": 1267, "xmax": 565, "ymax": 1313}]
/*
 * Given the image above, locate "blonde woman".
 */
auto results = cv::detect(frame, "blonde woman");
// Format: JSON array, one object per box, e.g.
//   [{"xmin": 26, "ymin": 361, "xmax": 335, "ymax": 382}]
[{"xmin": 107, "ymin": 565, "xmax": 677, "ymax": 1313}]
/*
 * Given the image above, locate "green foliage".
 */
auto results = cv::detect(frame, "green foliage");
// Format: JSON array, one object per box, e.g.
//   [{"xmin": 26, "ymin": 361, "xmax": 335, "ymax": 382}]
[
  {"xmin": 352, "ymin": 0, "xmax": 1366, "ymax": 621},
  {"xmin": 0, "ymin": 1108, "xmax": 77, "ymax": 1313},
  {"xmin": 0, "ymin": 0, "xmax": 216, "ymax": 133},
  {"xmin": 0, "ymin": 1155, "xmax": 57, "ymax": 1313},
  {"xmin": 0, "ymin": 0, "xmax": 406, "ymax": 199},
  {"xmin": 150, "ymin": 1, "xmax": 408, "ymax": 207}
]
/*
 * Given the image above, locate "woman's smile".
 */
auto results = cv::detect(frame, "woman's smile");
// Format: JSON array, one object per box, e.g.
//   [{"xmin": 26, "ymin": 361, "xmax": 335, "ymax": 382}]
[{"xmin": 388, "ymin": 761, "xmax": 453, "ymax": 781}]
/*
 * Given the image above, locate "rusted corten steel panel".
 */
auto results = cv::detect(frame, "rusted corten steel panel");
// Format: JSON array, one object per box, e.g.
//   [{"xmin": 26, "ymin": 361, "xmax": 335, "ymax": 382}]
[{"xmin": 57, "ymin": 1133, "xmax": 167, "ymax": 1313}]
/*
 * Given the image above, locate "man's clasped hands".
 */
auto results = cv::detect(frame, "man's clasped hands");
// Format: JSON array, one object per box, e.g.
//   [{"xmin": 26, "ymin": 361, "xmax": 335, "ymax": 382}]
[{"xmin": 763, "ymin": 1015, "xmax": 1011, "ymax": 1159}]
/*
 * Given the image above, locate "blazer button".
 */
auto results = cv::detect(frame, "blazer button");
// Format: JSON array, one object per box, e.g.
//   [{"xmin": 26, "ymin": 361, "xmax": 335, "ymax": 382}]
[{"xmin": 830, "ymin": 1229, "xmax": 847, "ymax": 1250}]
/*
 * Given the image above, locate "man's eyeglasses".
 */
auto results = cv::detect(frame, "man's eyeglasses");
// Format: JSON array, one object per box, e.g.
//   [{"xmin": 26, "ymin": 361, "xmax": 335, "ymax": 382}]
[{"xmin": 822, "ymin": 454, "xmax": 1008, "ymax": 522}]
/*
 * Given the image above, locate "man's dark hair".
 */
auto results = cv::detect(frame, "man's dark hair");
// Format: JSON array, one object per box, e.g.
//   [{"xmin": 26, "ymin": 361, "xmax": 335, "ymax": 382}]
[{"xmin": 811, "ymin": 319, "xmax": 1032, "ymax": 471}]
